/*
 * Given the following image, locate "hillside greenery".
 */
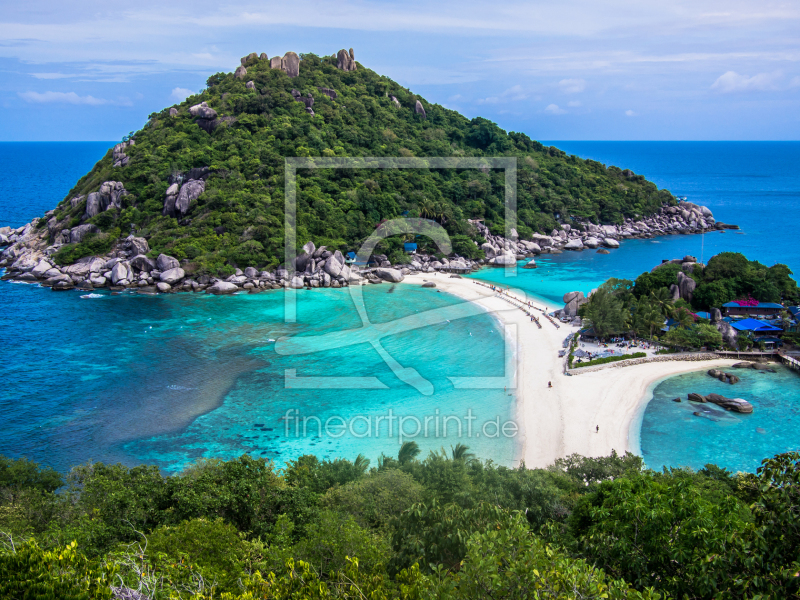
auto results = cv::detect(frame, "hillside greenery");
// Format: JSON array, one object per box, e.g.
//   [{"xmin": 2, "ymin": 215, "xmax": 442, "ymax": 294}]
[
  {"xmin": 47, "ymin": 52, "xmax": 675, "ymax": 274},
  {"xmin": 1, "ymin": 448, "xmax": 799, "ymax": 599},
  {"xmin": 578, "ymin": 252, "xmax": 799, "ymax": 349}
]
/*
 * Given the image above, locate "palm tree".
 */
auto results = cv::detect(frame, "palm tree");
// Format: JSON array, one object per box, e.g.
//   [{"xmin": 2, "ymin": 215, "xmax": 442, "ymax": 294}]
[
  {"xmin": 419, "ymin": 198, "xmax": 435, "ymax": 220},
  {"xmin": 674, "ymin": 307, "xmax": 695, "ymax": 330},
  {"xmin": 398, "ymin": 441, "xmax": 420, "ymax": 465},
  {"xmin": 353, "ymin": 454, "xmax": 370, "ymax": 473},
  {"xmin": 650, "ymin": 288, "xmax": 675, "ymax": 318},
  {"xmin": 450, "ymin": 443, "xmax": 475, "ymax": 462}
]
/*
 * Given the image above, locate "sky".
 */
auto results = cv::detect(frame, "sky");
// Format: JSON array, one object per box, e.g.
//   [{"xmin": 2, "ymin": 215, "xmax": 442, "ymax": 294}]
[{"xmin": 1, "ymin": 0, "xmax": 799, "ymax": 141}]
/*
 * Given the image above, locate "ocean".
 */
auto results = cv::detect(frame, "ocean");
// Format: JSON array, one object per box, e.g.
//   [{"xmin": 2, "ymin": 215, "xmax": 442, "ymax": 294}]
[{"xmin": 1, "ymin": 141, "xmax": 799, "ymax": 474}]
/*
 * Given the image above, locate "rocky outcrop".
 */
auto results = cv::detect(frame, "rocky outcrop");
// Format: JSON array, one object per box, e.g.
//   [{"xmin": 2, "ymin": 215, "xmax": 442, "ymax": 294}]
[
  {"xmin": 160, "ymin": 267, "xmax": 185, "ymax": 285},
  {"xmin": 85, "ymin": 181, "xmax": 128, "ymax": 218},
  {"xmin": 268, "ymin": 52, "xmax": 300, "ymax": 77},
  {"xmin": 390, "ymin": 95, "xmax": 401, "ymax": 108},
  {"xmin": 241, "ymin": 52, "xmax": 258, "ymax": 65},
  {"xmin": 415, "ymin": 100, "xmax": 426, "ymax": 119},
  {"xmin": 169, "ymin": 107, "xmax": 178, "ymax": 117},
  {"xmin": 163, "ymin": 180, "xmax": 204, "ymax": 218},
  {"xmin": 291, "ymin": 89, "xmax": 314, "ymax": 110},
  {"xmin": 317, "ymin": 87, "xmax": 337, "ymax": 100},
  {"xmin": 676, "ymin": 271, "xmax": 696, "ymax": 303},
  {"xmin": 560, "ymin": 291, "xmax": 588, "ymax": 318},
  {"xmin": 246, "ymin": 81, "xmax": 255, "ymax": 90},
  {"xmin": 234, "ymin": 66, "xmax": 247, "ymax": 79},
  {"xmin": 112, "ymin": 140, "xmax": 134, "ymax": 167},
  {"xmin": 189, "ymin": 101, "xmax": 217, "ymax": 120},
  {"xmin": 69, "ymin": 224, "xmax": 100, "ymax": 243},
  {"xmin": 522, "ymin": 259, "xmax": 537, "ymax": 269},
  {"xmin": 375, "ymin": 268, "xmax": 404, "ymax": 283},
  {"xmin": 336, "ymin": 48, "xmax": 357, "ymax": 72}
]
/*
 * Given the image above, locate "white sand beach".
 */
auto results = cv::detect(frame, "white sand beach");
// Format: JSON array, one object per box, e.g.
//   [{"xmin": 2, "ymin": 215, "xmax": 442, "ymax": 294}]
[{"xmin": 401, "ymin": 271, "xmax": 739, "ymax": 468}]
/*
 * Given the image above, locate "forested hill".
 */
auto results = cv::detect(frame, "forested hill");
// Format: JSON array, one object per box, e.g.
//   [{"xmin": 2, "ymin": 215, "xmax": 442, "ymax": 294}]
[{"xmin": 47, "ymin": 49, "xmax": 674, "ymax": 273}]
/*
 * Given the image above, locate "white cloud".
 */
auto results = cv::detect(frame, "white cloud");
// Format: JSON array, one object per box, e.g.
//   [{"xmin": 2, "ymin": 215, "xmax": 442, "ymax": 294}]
[
  {"xmin": 545, "ymin": 103, "xmax": 566, "ymax": 114},
  {"xmin": 170, "ymin": 87, "xmax": 194, "ymax": 101},
  {"xmin": 476, "ymin": 84, "xmax": 527, "ymax": 105},
  {"xmin": 558, "ymin": 78, "xmax": 586, "ymax": 93},
  {"xmin": 448, "ymin": 93, "xmax": 463, "ymax": 102},
  {"xmin": 18, "ymin": 91, "xmax": 107, "ymax": 105},
  {"xmin": 567, "ymin": 100, "xmax": 582, "ymax": 107},
  {"xmin": 625, "ymin": 109, "xmax": 636, "ymax": 116},
  {"xmin": 711, "ymin": 70, "xmax": 781, "ymax": 93},
  {"xmin": 30, "ymin": 72, "xmax": 75, "ymax": 79}
]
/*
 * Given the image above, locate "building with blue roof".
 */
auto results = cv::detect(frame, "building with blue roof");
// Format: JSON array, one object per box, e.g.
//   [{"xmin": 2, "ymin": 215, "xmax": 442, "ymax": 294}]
[{"xmin": 722, "ymin": 301, "xmax": 784, "ymax": 316}]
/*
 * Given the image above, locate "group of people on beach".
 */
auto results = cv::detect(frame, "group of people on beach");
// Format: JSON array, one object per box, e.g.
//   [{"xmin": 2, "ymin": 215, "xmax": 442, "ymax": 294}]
[{"xmin": 476, "ymin": 282, "xmax": 560, "ymax": 329}]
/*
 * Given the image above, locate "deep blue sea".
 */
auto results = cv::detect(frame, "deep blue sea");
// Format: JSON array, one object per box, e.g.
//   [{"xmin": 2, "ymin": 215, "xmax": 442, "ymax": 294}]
[{"xmin": 1, "ymin": 142, "xmax": 799, "ymax": 474}]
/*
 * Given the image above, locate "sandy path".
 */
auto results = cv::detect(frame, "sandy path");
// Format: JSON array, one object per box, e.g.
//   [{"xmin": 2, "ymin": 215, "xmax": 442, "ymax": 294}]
[{"xmin": 400, "ymin": 271, "xmax": 738, "ymax": 467}]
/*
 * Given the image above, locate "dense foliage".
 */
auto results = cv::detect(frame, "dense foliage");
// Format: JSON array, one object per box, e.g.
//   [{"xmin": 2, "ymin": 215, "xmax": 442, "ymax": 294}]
[
  {"xmin": 578, "ymin": 252, "xmax": 800, "ymax": 349},
  {"xmin": 1, "ymin": 447, "xmax": 799, "ymax": 599},
  {"xmin": 47, "ymin": 52, "xmax": 675, "ymax": 273}
]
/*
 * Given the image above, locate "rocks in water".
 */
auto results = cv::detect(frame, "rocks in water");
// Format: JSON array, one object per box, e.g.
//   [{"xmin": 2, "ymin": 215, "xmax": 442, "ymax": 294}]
[
  {"xmin": 336, "ymin": 48, "xmax": 357, "ymax": 71},
  {"xmin": 130, "ymin": 254, "xmax": 155, "ymax": 272},
  {"xmin": 708, "ymin": 369, "xmax": 739, "ymax": 384},
  {"xmin": 324, "ymin": 250, "xmax": 346, "ymax": 277},
  {"xmin": 189, "ymin": 101, "xmax": 217, "ymax": 120},
  {"xmin": 85, "ymin": 181, "xmax": 128, "ymax": 218},
  {"xmin": 317, "ymin": 87, "xmax": 337, "ymax": 99},
  {"xmin": 422, "ymin": 282, "xmax": 436, "ymax": 288},
  {"xmin": 160, "ymin": 267, "xmax": 185, "ymax": 285},
  {"xmin": 246, "ymin": 81, "xmax": 255, "ymax": 89},
  {"xmin": 375, "ymin": 268, "xmax": 404, "ymax": 283},
  {"xmin": 169, "ymin": 107, "xmax": 178, "ymax": 117},
  {"xmin": 156, "ymin": 254, "xmax": 180, "ymax": 271},
  {"xmin": 234, "ymin": 66, "xmax": 247, "ymax": 79},
  {"xmin": 490, "ymin": 255, "xmax": 516, "ymax": 266},
  {"xmin": 688, "ymin": 392, "xmax": 753, "ymax": 413},
  {"xmin": 415, "ymin": 100, "xmax": 426, "ymax": 119},
  {"xmin": 672, "ymin": 397, "xmax": 681, "ymax": 403},
  {"xmin": 156, "ymin": 282, "xmax": 172, "ymax": 293},
  {"xmin": 207, "ymin": 280, "xmax": 239, "ymax": 294},
  {"xmin": 583, "ymin": 237, "xmax": 600, "ymax": 249},
  {"xmin": 603, "ymin": 238, "xmax": 620, "ymax": 248},
  {"xmin": 732, "ymin": 361, "xmax": 776, "ymax": 372},
  {"xmin": 290, "ymin": 276, "xmax": 304, "ymax": 289},
  {"xmin": 522, "ymin": 259, "xmax": 537, "ymax": 269},
  {"xmin": 564, "ymin": 239, "xmax": 584, "ymax": 250},
  {"xmin": 597, "ymin": 249, "xmax": 610, "ymax": 254},
  {"xmin": 705, "ymin": 393, "xmax": 753, "ymax": 413}
]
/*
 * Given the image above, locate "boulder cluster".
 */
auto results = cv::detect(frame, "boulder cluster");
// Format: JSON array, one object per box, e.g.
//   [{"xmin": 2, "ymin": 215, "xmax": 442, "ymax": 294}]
[
  {"xmin": 707, "ymin": 368, "xmax": 740, "ymax": 384},
  {"xmin": 688, "ymin": 392, "xmax": 753, "ymax": 413},
  {"xmin": 336, "ymin": 48, "xmax": 357, "ymax": 72},
  {"xmin": 112, "ymin": 140, "xmax": 134, "ymax": 167},
  {"xmin": 0, "ymin": 229, "xmax": 482, "ymax": 294}
]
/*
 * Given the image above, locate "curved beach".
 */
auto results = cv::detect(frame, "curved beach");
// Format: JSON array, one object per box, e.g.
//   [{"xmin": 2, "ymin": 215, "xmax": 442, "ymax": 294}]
[{"xmin": 402, "ymin": 272, "xmax": 739, "ymax": 467}]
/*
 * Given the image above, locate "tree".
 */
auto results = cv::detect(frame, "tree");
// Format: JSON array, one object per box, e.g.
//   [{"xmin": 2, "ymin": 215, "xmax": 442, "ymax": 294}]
[
  {"xmin": 450, "ymin": 444, "xmax": 475, "ymax": 462},
  {"xmin": 398, "ymin": 441, "xmax": 421, "ymax": 465},
  {"xmin": 663, "ymin": 323, "xmax": 722, "ymax": 349},
  {"xmin": 579, "ymin": 288, "xmax": 628, "ymax": 338}
]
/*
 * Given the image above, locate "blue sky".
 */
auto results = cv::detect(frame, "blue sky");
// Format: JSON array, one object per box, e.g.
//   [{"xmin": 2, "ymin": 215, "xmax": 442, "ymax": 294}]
[{"xmin": 1, "ymin": 0, "xmax": 799, "ymax": 141}]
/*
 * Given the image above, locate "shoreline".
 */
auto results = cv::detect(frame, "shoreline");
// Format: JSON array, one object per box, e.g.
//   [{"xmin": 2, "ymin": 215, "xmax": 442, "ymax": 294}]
[{"xmin": 403, "ymin": 272, "xmax": 741, "ymax": 467}]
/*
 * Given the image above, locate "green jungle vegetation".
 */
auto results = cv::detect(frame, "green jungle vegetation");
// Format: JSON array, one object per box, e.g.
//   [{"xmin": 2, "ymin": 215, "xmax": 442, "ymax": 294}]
[
  {"xmin": 578, "ymin": 251, "xmax": 800, "ymax": 350},
  {"xmin": 1, "ymin": 448, "xmax": 799, "ymax": 599},
  {"xmin": 46, "ymin": 51, "xmax": 675, "ymax": 274}
]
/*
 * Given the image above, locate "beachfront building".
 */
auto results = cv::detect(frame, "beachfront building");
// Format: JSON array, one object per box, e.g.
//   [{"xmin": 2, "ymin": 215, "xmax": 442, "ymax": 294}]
[
  {"xmin": 730, "ymin": 318, "xmax": 784, "ymax": 348},
  {"xmin": 722, "ymin": 300, "xmax": 784, "ymax": 317}
]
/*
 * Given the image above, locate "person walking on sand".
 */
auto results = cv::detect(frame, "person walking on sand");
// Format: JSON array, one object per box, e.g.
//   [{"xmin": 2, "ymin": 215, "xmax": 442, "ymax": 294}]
[
  {"xmin": 596, "ymin": 425, "xmax": 599, "ymax": 433},
  {"xmin": 548, "ymin": 381, "xmax": 552, "ymax": 388}
]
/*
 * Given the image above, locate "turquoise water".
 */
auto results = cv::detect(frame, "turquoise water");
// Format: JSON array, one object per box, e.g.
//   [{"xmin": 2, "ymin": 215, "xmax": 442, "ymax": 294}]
[
  {"xmin": 642, "ymin": 365, "xmax": 800, "ymax": 473},
  {"xmin": 2, "ymin": 142, "xmax": 800, "ymax": 473}
]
